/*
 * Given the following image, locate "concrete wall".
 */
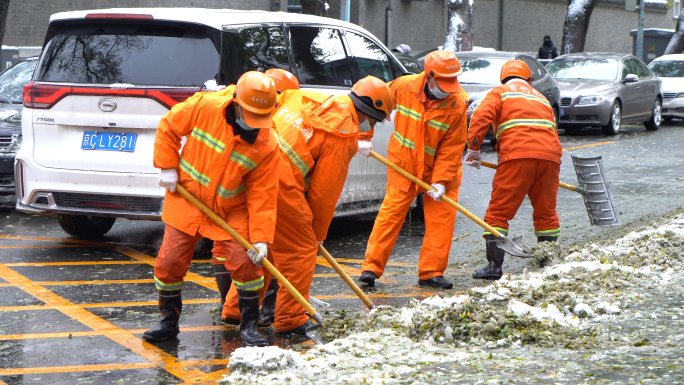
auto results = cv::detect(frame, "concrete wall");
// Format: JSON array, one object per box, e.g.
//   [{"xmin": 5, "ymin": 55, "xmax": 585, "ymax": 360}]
[{"xmin": 2, "ymin": 0, "xmax": 678, "ymax": 57}]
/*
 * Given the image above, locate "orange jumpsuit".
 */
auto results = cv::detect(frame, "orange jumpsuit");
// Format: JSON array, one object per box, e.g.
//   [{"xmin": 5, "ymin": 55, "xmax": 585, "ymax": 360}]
[
  {"xmin": 222, "ymin": 90, "xmax": 361, "ymax": 332},
  {"xmin": 468, "ymin": 80, "xmax": 563, "ymax": 238},
  {"xmin": 362, "ymin": 73, "xmax": 468, "ymax": 281},
  {"xmin": 153, "ymin": 88, "xmax": 280, "ymax": 292}
]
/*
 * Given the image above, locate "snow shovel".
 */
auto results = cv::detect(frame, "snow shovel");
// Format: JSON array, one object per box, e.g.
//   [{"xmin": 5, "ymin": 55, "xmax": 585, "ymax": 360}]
[
  {"xmin": 319, "ymin": 244, "xmax": 376, "ymax": 310},
  {"xmin": 175, "ymin": 185, "xmax": 327, "ymax": 345},
  {"xmin": 480, "ymin": 156, "xmax": 620, "ymax": 226},
  {"xmin": 369, "ymin": 151, "xmax": 534, "ymax": 258}
]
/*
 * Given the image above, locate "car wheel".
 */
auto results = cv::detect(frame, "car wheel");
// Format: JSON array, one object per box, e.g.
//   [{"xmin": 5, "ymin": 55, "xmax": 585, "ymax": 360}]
[
  {"xmin": 57, "ymin": 214, "xmax": 116, "ymax": 239},
  {"xmin": 553, "ymin": 106, "xmax": 560, "ymax": 127},
  {"xmin": 602, "ymin": 101, "xmax": 621, "ymax": 136},
  {"xmin": 644, "ymin": 98, "xmax": 661, "ymax": 131}
]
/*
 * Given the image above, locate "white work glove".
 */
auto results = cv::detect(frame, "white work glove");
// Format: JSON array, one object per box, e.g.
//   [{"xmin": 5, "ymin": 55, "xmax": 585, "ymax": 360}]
[
  {"xmin": 158, "ymin": 169, "xmax": 179, "ymax": 193},
  {"xmin": 464, "ymin": 149, "xmax": 482, "ymax": 169},
  {"xmin": 426, "ymin": 183, "xmax": 446, "ymax": 202},
  {"xmin": 247, "ymin": 242, "xmax": 268, "ymax": 266},
  {"xmin": 357, "ymin": 140, "xmax": 373, "ymax": 158}
]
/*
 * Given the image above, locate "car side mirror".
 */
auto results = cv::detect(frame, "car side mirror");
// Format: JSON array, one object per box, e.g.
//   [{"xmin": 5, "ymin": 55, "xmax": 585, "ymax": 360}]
[{"xmin": 624, "ymin": 74, "xmax": 638, "ymax": 83}]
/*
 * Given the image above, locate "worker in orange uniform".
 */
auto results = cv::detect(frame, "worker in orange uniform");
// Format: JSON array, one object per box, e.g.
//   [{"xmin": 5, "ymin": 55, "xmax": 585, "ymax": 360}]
[
  {"xmin": 465, "ymin": 60, "xmax": 562, "ymax": 280},
  {"xmin": 221, "ymin": 76, "xmax": 395, "ymax": 338},
  {"xmin": 145, "ymin": 71, "xmax": 280, "ymax": 347},
  {"xmin": 211, "ymin": 68, "xmax": 301, "ymax": 329},
  {"xmin": 359, "ymin": 50, "xmax": 468, "ymax": 289}
]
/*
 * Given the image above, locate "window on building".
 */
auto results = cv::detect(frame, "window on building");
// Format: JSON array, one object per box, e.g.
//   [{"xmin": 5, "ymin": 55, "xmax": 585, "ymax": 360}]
[
  {"xmin": 674, "ymin": 0, "xmax": 681, "ymax": 19},
  {"xmin": 288, "ymin": 0, "xmax": 302, "ymax": 13}
]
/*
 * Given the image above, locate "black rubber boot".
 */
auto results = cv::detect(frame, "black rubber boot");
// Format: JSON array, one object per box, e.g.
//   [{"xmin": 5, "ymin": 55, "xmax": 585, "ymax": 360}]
[
  {"xmin": 358, "ymin": 271, "xmax": 377, "ymax": 286},
  {"xmin": 537, "ymin": 236, "xmax": 558, "ymax": 243},
  {"xmin": 214, "ymin": 264, "xmax": 232, "ymax": 313},
  {"xmin": 259, "ymin": 279, "xmax": 279, "ymax": 327},
  {"xmin": 473, "ymin": 234, "xmax": 505, "ymax": 280},
  {"xmin": 237, "ymin": 289, "xmax": 269, "ymax": 347},
  {"xmin": 143, "ymin": 289, "xmax": 182, "ymax": 342},
  {"xmin": 418, "ymin": 276, "xmax": 453, "ymax": 289}
]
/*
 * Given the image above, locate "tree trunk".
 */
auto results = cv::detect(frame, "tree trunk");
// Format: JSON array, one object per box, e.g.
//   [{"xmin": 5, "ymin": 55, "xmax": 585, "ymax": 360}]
[
  {"xmin": 0, "ymin": 0, "xmax": 10, "ymax": 48},
  {"xmin": 444, "ymin": 0, "xmax": 474, "ymax": 52},
  {"xmin": 299, "ymin": 0, "xmax": 329, "ymax": 17},
  {"xmin": 560, "ymin": 0, "xmax": 600, "ymax": 54},
  {"xmin": 664, "ymin": 12, "xmax": 684, "ymax": 54}
]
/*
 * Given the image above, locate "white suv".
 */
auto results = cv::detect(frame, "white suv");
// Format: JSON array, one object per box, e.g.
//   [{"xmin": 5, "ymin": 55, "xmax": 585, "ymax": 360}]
[{"xmin": 16, "ymin": 8, "xmax": 406, "ymax": 238}]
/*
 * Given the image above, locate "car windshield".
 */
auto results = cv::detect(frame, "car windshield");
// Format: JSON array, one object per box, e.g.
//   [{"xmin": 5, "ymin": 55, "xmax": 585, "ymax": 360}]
[
  {"xmin": 35, "ymin": 23, "xmax": 220, "ymax": 86},
  {"xmin": 648, "ymin": 60, "xmax": 684, "ymax": 77},
  {"xmin": 457, "ymin": 57, "xmax": 509, "ymax": 85},
  {"xmin": 546, "ymin": 58, "xmax": 618, "ymax": 81},
  {"xmin": 0, "ymin": 60, "xmax": 37, "ymax": 103}
]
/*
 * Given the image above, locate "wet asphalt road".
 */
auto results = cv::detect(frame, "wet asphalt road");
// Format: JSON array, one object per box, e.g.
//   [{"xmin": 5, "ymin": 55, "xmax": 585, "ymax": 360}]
[{"xmin": 0, "ymin": 122, "xmax": 683, "ymax": 384}]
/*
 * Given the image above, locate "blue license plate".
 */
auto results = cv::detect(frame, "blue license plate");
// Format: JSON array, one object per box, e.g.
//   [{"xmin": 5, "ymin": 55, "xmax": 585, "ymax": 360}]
[
  {"xmin": 81, "ymin": 131, "xmax": 136, "ymax": 152},
  {"xmin": 560, "ymin": 108, "xmax": 565, "ymax": 117}
]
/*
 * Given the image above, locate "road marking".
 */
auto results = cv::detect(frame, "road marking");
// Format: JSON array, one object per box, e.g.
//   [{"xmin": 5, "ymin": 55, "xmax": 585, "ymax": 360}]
[
  {"xmin": 563, "ymin": 141, "xmax": 613, "ymax": 151},
  {"xmin": 0, "ymin": 264, "xmax": 209, "ymax": 382}
]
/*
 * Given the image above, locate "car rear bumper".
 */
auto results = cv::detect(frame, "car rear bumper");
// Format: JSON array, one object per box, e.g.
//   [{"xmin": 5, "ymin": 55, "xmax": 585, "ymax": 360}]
[
  {"xmin": 15, "ymin": 155, "xmax": 163, "ymax": 219},
  {"xmin": 0, "ymin": 152, "xmax": 16, "ymax": 194}
]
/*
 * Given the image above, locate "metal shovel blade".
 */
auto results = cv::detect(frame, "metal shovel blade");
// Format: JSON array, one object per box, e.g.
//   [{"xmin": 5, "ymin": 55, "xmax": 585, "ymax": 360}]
[
  {"xmin": 305, "ymin": 322, "xmax": 328, "ymax": 345},
  {"xmin": 496, "ymin": 235, "xmax": 535, "ymax": 258},
  {"xmin": 571, "ymin": 156, "xmax": 621, "ymax": 226}
]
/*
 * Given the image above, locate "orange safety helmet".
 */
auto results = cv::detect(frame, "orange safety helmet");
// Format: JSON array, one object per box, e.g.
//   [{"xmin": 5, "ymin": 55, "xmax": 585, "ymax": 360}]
[
  {"xmin": 234, "ymin": 71, "xmax": 278, "ymax": 129},
  {"xmin": 265, "ymin": 68, "xmax": 300, "ymax": 93},
  {"xmin": 349, "ymin": 75, "xmax": 395, "ymax": 121},
  {"xmin": 500, "ymin": 60, "xmax": 533, "ymax": 84},
  {"xmin": 424, "ymin": 50, "xmax": 463, "ymax": 93}
]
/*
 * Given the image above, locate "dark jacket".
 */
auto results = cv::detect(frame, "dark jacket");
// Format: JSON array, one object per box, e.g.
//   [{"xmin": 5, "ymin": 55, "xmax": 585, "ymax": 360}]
[{"xmin": 538, "ymin": 36, "xmax": 558, "ymax": 59}]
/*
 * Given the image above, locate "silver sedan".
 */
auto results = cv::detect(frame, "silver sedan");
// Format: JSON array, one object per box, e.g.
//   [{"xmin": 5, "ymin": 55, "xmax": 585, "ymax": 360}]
[{"xmin": 547, "ymin": 53, "xmax": 662, "ymax": 135}]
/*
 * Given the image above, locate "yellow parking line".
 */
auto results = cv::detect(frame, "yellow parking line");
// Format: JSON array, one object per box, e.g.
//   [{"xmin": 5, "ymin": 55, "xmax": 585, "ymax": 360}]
[
  {"xmin": 5, "ymin": 261, "xmax": 151, "ymax": 266},
  {"xmin": 0, "ymin": 244, "xmax": 92, "ymax": 249},
  {"xmin": 0, "ymin": 362, "xmax": 158, "ymax": 376},
  {"xmin": 0, "ymin": 234, "xmax": 96, "ymax": 244},
  {"xmin": 563, "ymin": 141, "xmax": 613, "ymax": 151},
  {"xmin": 324, "ymin": 257, "xmax": 417, "ymax": 267},
  {"xmin": 0, "ymin": 325, "xmax": 237, "ymax": 341},
  {"xmin": 0, "ymin": 264, "xmax": 208, "ymax": 382}
]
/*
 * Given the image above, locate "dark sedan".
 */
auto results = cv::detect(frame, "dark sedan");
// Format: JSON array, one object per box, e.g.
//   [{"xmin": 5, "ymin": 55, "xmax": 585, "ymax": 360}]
[
  {"xmin": 456, "ymin": 51, "xmax": 561, "ymax": 147},
  {"xmin": 546, "ymin": 53, "xmax": 662, "ymax": 135}
]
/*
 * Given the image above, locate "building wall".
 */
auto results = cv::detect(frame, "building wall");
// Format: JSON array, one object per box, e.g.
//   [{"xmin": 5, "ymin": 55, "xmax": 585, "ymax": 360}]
[
  {"xmin": 3, "ymin": 0, "xmax": 678, "ymax": 57},
  {"xmin": 3, "ymin": 0, "xmax": 275, "ymax": 47}
]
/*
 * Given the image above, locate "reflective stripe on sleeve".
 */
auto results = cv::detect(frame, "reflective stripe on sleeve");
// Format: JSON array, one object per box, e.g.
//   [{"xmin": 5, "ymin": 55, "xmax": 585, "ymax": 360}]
[
  {"xmin": 229, "ymin": 151, "xmax": 258, "ymax": 171},
  {"xmin": 427, "ymin": 119, "xmax": 449, "ymax": 132},
  {"xmin": 216, "ymin": 183, "xmax": 247, "ymax": 200},
  {"xmin": 180, "ymin": 158, "xmax": 211, "ymax": 187},
  {"xmin": 496, "ymin": 119, "xmax": 556, "ymax": 138},
  {"xmin": 392, "ymin": 130, "xmax": 416, "ymax": 150},
  {"xmin": 273, "ymin": 131, "xmax": 310, "ymax": 176},
  {"xmin": 424, "ymin": 145, "xmax": 436, "ymax": 156},
  {"xmin": 191, "ymin": 127, "xmax": 226, "ymax": 153},
  {"xmin": 397, "ymin": 104, "xmax": 422, "ymax": 122}
]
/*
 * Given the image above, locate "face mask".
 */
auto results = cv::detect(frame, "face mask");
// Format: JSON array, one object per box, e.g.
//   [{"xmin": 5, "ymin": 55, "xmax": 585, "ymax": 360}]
[
  {"xmin": 359, "ymin": 118, "xmax": 372, "ymax": 132},
  {"xmin": 235, "ymin": 118, "xmax": 257, "ymax": 131},
  {"xmin": 429, "ymin": 79, "xmax": 449, "ymax": 99}
]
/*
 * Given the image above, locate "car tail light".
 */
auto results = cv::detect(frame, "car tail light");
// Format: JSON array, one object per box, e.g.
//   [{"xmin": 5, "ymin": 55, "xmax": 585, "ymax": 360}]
[
  {"xmin": 23, "ymin": 83, "xmax": 200, "ymax": 110},
  {"xmin": 86, "ymin": 13, "xmax": 154, "ymax": 20}
]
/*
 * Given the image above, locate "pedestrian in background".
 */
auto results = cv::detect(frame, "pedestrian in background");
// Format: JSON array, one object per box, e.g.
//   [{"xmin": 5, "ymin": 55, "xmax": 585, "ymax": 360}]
[{"xmin": 538, "ymin": 35, "xmax": 558, "ymax": 60}]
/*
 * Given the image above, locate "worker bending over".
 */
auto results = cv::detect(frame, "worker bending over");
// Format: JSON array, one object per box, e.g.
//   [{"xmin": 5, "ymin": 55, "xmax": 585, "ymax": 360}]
[
  {"xmin": 145, "ymin": 71, "xmax": 280, "ymax": 347},
  {"xmin": 359, "ymin": 50, "xmax": 468, "ymax": 289},
  {"xmin": 222, "ymin": 76, "xmax": 395, "ymax": 339},
  {"xmin": 465, "ymin": 60, "xmax": 562, "ymax": 280}
]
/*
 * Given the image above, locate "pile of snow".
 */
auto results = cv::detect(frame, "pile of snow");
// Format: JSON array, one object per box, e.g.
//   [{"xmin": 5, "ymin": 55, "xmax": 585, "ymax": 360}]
[{"xmin": 221, "ymin": 213, "xmax": 684, "ymax": 383}]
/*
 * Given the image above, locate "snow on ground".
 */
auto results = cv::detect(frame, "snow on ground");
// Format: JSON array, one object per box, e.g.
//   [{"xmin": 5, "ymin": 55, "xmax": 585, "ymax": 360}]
[{"xmin": 221, "ymin": 212, "xmax": 684, "ymax": 384}]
